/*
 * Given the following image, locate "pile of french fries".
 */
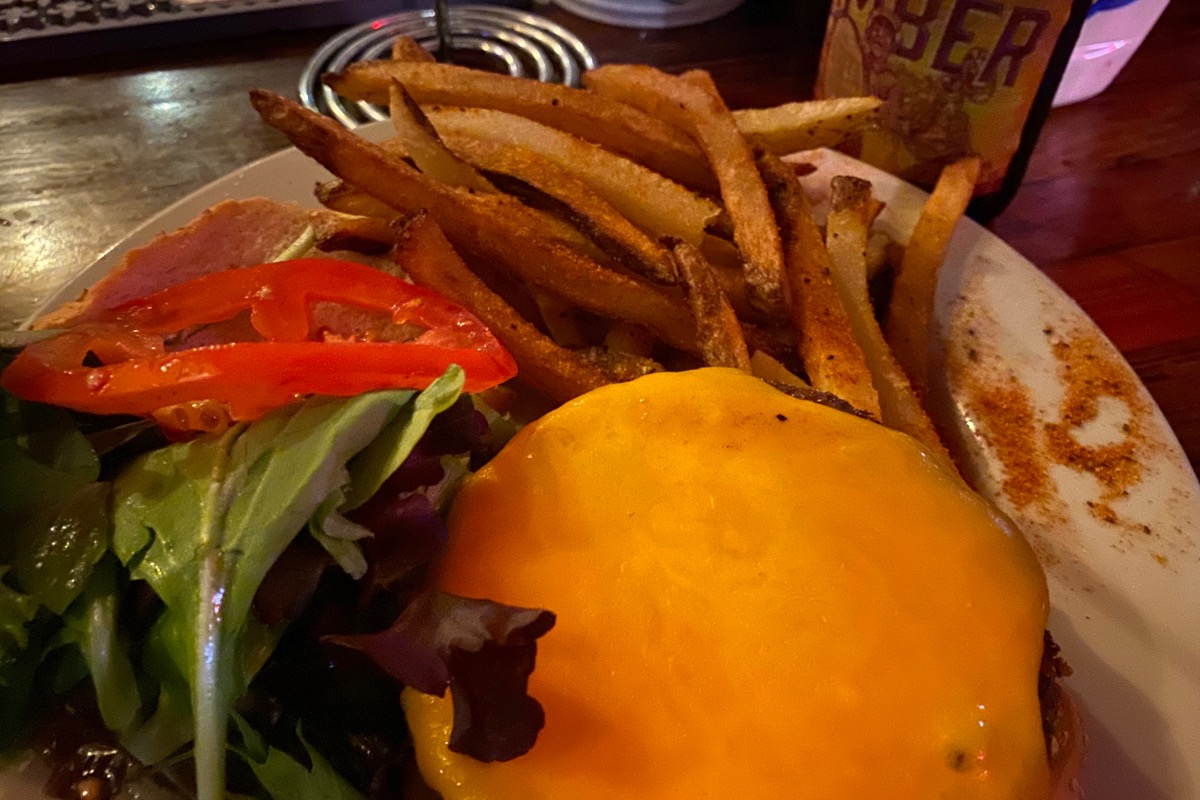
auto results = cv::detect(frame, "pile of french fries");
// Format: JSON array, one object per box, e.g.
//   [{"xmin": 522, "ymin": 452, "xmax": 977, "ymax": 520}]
[{"xmin": 248, "ymin": 39, "xmax": 979, "ymax": 467}]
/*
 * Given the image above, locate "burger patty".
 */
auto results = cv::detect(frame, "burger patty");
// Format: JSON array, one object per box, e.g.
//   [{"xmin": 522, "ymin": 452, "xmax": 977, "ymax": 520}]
[{"xmin": 1039, "ymin": 630, "xmax": 1074, "ymax": 762}]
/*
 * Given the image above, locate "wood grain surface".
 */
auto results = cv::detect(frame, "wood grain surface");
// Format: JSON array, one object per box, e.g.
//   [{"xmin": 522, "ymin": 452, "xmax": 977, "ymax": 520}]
[{"xmin": 1, "ymin": 0, "xmax": 1197, "ymax": 468}]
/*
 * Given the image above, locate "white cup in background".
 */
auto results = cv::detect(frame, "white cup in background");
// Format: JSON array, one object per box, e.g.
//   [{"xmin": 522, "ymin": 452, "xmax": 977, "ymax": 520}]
[
  {"xmin": 551, "ymin": 0, "xmax": 745, "ymax": 29},
  {"xmin": 1053, "ymin": 0, "xmax": 1172, "ymax": 106}
]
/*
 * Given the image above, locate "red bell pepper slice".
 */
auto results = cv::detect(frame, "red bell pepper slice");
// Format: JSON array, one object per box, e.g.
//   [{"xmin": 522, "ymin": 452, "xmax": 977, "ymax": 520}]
[{"xmin": 2, "ymin": 259, "xmax": 517, "ymax": 426}]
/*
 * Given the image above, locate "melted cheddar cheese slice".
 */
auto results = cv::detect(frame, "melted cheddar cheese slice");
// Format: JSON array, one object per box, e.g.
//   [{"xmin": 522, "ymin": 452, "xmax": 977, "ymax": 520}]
[{"xmin": 406, "ymin": 368, "xmax": 1053, "ymax": 799}]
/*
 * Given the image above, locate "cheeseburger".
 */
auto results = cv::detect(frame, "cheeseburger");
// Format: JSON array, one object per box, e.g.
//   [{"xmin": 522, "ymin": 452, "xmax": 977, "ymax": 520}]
[
  {"xmin": 1, "ymin": 195, "xmax": 1081, "ymax": 799},
  {"xmin": 402, "ymin": 368, "xmax": 1077, "ymax": 799}
]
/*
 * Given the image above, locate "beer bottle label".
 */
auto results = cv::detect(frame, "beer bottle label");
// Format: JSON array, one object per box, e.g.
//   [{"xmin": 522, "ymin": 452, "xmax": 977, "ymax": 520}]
[{"xmin": 816, "ymin": 0, "xmax": 1073, "ymax": 193}]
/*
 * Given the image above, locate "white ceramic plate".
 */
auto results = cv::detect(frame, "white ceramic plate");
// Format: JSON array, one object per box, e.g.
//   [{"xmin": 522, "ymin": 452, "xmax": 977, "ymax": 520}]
[{"xmin": 16, "ymin": 131, "xmax": 1200, "ymax": 800}]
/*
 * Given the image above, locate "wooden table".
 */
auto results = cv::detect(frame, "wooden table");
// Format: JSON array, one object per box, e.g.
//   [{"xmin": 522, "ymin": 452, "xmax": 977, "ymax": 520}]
[{"xmin": 1, "ymin": 0, "xmax": 1197, "ymax": 470}]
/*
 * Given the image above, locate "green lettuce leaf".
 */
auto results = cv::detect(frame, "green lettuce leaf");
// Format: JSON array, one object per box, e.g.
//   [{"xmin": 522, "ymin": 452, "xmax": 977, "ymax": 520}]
[
  {"xmin": 308, "ymin": 368, "xmax": 464, "ymax": 579},
  {"xmin": 7, "ymin": 482, "xmax": 111, "ymax": 616},
  {"xmin": 232, "ymin": 715, "xmax": 367, "ymax": 800},
  {"xmin": 110, "ymin": 371, "xmax": 464, "ymax": 800},
  {"xmin": 0, "ymin": 394, "xmax": 98, "ymax": 519},
  {"xmin": 0, "ymin": 607, "xmax": 55, "ymax": 750},
  {"xmin": 1, "ymin": 391, "xmax": 108, "ymax": 617},
  {"xmin": 0, "ymin": 570, "xmax": 37, "ymax": 658},
  {"xmin": 343, "ymin": 370, "xmax": 466, "ymax": 510},
  {"xmin": 0, "ymin": 389, "xmax": 110, "ymax": 746},
  {"xmin": 57, "ymin": 554, "xmax": 140, "ymax": 736}
]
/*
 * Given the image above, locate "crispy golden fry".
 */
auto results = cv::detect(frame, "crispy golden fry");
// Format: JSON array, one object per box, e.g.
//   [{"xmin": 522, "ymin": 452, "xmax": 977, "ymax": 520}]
[
  {"xmin": 448, "ymin": 137, "xmax": 677, "ymax": 284},
  {"xmin": 378, "ymin": 132, "xmax": 612, "ymax": 264},
  {"xmin": 749, "ymin": 350, "xmax": 808, "ymax": 389},
  {"xmin": 732, "ymin": 97, "xmax": 881, "ymax": 155},
  {"xmin": 323, "ymin": 61, "xmax": 714, "ymax": 190},
  {"xmin": 603, "ymin": 321, "xmax": 655, "ymax": 359},
  {"xmin": 313, "ymin": 214, "xmax": 396, "ymax": 255},
  {"xmin": 249, "ymin": 89, "xmax": 698, "ymax": 353},
  {"xmin": 531, "ymin": 292, "xmax": 588, "ymax": 349},
  {"xmin": 586, "ymin": 65, "xmax": 787, "ymax": 317},
  {"xmin": 669, "ymin": 238, "xmax": 751, "ymax": 372},
  {"xmin": 825, "ymin": 176, "xmax": 951, "ymax": 464},
  {"xmin": 426, "ymin": 107, "xmax": 720, "ymax": 246},
  {"xmin": 885, "ymin": 156, "xmax": 981, "ymax": 399},
  {"xmin": 697, "ymin": 234, "xmax": 751, "ymax": 318},
  {"xmin": 388, "ymin": 81, "xmax": 496, "ymax": 193},
  {"xmin": 758, "ymin": 150, "xmax": 881, "ymax": 418},
  {"xmin": 392, "ymin": 211, "xmax": 610, "ymax": 403},
  {"xmin": 391, "ymin": 35, "xmax": 435, "ymax": 63},
  {"xmin": 315, "ymin": 179, "xmax": 397, "ymax": 219}
]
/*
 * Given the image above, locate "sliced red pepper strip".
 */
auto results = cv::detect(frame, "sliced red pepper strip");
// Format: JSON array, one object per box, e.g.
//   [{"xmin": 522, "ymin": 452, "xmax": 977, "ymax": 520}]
[
  {"xmin": 106, "ymin": 258, "xmax": 499, "ymax": 348},
  {"xmin": 2, "ymin": 259, "xmax": 517, "ymax": 425}
]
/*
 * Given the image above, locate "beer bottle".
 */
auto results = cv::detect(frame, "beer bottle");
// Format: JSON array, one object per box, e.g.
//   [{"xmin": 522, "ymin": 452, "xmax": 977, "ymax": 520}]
[{"xmin": 815, "ymin": 0, "xmax": 1092, "ymax": 221}]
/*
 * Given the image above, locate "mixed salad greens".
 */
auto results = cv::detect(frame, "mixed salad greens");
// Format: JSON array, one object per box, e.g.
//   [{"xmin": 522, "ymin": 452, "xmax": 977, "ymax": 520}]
[{"xmin": 1, "ymin": 354, "xmax": 554, "ymax": 800}]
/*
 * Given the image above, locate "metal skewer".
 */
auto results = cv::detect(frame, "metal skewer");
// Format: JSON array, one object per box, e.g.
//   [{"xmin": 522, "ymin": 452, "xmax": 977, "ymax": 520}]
[
  {"xmin": 433, "ymin": 0, "xmax": 453, "ymax": 63},
  {"xmin": 300, "ymin": 5, "xmax": 598, "ymax": 127}
]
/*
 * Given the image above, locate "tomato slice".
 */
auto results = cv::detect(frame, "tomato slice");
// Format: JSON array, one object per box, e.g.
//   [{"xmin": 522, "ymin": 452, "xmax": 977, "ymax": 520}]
[{"xmin": 2, "ymin": 259, "xmax": 517, "ymax": 427}]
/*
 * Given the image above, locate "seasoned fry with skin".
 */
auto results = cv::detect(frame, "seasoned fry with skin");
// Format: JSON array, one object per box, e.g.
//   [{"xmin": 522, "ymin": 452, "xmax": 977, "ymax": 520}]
[
  {"xmin": 450, "ymin": 137, "xmax": 677, "ymax": 284},
  {"xmin": 697, "ymin": 234, "xmax": 751, "ymax": 318},
  {"xmin": 313, "ymin": 214, "xmax": 396, "ymax": 255},
  {"xmin": 249, "ymin": 89, "xmax": 698, "ymax": 353},
  {"xmin": 669, "ymin": 238, "xmax": 751, "ymax": 372},
  {"xmin": 315, "ymin": 179, "xmax": 397, "ymax": 219},
  {"xmin": 388, "ymin": 80, "xmax": 496, "ymax": 193},
  {"xmin": 427, "ymin": 108, "xmax": 720, "ymax": 245},
  {"xmin": 377, "ymin": 133, "xmax": 612, "ymax": 264},
  {"xmin": 732, "ymin": 97, "xmax": 881, "ymax": 155},
  {"xmin": 392, "ymin": 211, "xmax": 610, "ymax": 403},
  {"xmin": 758, "ymin": 150, "xmax": 881, "ymax": 418},
  {"xmin": 825, "ymin": 176, "xmax": 951, "ymax": 465},
  {"xmin": 585, "ymin": 65, "xmax": 787, "ymax": 317},
  {"xmin": 885, "ymin": 156, "xmax": 981, "ymax": 399},
  {"xmin": 391, "ymin": 35, "xmax": 436, "ymax": 63},
  {"xmin": 323, "ymin": 61, "xmax": 715, "ymax": 191},
  {"xmin": 576, "ymin": 347, "xmax": 662, "ymax": 383}
]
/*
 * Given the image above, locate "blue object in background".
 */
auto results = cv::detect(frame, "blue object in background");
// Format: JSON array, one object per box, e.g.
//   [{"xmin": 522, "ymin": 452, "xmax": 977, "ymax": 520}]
[{"xmin": 1091, "ymin": 0, "xmax": 1141, "ymax": 15}]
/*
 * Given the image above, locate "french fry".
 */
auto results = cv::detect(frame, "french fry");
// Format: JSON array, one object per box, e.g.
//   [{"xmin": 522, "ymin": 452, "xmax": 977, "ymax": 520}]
[
  {"xmin": 449, "ymin": 136, "xmax": 677, "ymax": 284},
  {"xmin": 377, "ymin": 132, "xmax": 612, "ymax": 264},
  {"xmin": 585, "ymin": 65, "xmax": 787, "ymax": 317},
  {"xmin": 392, "ymin": 211, "xmax": 610, "ymax": 404},
  {"xmin": 865, "ymin": 230, "xmax": 895, "ymax": 283},
  {"xmin": 825, "ymin": 176, "xmax": 951, "ymax": 464},
  {"xmin": 749, "ymin": 350, "xmax": 808, "ymax": 389},
  {"xmin": 323, "ymin": 61, "xmax": 715, "ymax": 191},
  {"xmin": 391, "ymin": 35, "xmax": 436, "ymax": 63},
  {"xmin": 249, "ymin": 90, "xmax": 698, "ymax": 353},
  {"xmin": 603, "ymin": 321, "xmax": 655, "ymax": 359},
  {"xmin": 576, "ymin": 347, "xmax": 662, "ymax": 383},
  {"xmin": 669, "ymin": 238, "xmax": 751, "ymax": 371},
  {"xmin": 313, "ymin": 214, "xmax": 396, "ymax": 255},
  {"xmin": 741, "ymin": 321, "xmax": 801, "ymax": 372},
  {"xmin": 315, "ymin": 179, "xmax": 396, "ymax": 219},
  {"xmin": 388, "ymin": 81, "xmax": 496, "ymax": 193},
  {"xmin": 697, "ymin": 234, "xmax": 751, "ymax": 318},
  {"xmin": 531, "ymin": 292, "xmax": 589, "ymax": 349},
  {"xmin": 427, "ymin": 107, "xmax": 720, "ymax": 246},
  {"xmin": 758, "ymin": 149, "xmax": 881, "ymax": 418},
  {"xmin": 732, "ymin": 97, "xmax": 881, "ymax": 155},
  {"xmin": 885, "ymin": 156, "xmax": 981, "ymax": 399}
]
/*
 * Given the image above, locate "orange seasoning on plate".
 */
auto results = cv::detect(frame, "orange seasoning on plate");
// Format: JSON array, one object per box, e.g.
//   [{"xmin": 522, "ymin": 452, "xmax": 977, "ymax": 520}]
[{"xmin": 815, "ymin": 0, "xmax": 1090, "ymax": 220}]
